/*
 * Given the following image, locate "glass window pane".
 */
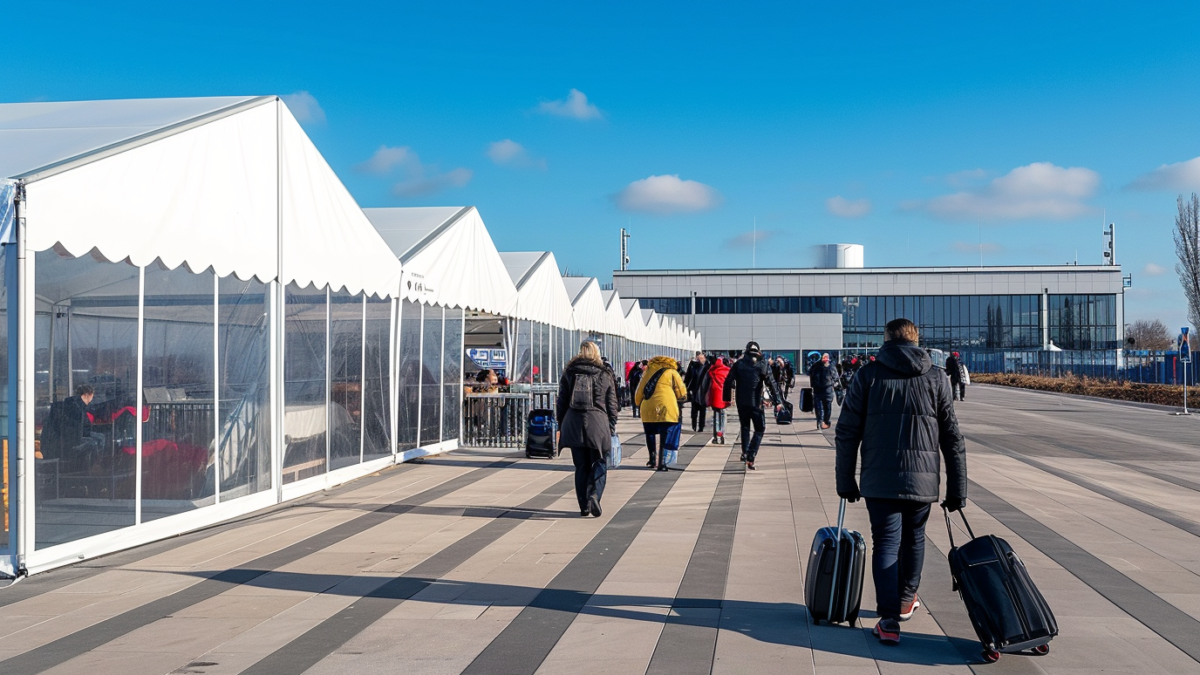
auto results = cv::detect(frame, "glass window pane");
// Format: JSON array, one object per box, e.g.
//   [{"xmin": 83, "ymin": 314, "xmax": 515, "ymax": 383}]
[
  {"xmin": 284, "ymin": 284, "xmax": 327, "ymax": 484},
  {"xmin": 420, "ymin": 306, "xmax": 443, "ymax": 445},
  {"xmin": 362, "ymin": 297, "xmax": 392, "ymax": 462},
  {"xmin": 513, "ymin": 320, "xmax": 532, "ymax": 384},
  {"xmin": 397, "ymin": 300, "xmax": 421, "ymax": 451},
  {"xmin": 329, "ymin": 292, "xmax": 362, "ymax": 471},
  {"xmin": 217, "ymin": 275, "xmax": 271, "ymax": 499},
  {"xmin": 34, "ymin": 249, "xmax": 139, "ymax": 548},
  {"xmin": 443, "ymin": 308, "xmax": 463, "ymax": 441}
]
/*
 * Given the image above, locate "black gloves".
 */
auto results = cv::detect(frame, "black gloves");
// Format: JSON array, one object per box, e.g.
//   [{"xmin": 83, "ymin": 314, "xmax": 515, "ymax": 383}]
[
  {"xmin": 941, "ymin": 496, "xmax": 966, "ymax": 512},
  {"xmin": 837, "ymin": 489, "xmax": 860, "ymax": 503}
]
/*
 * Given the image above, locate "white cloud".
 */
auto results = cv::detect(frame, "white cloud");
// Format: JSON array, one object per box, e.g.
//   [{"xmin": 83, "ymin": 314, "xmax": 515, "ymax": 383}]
[
  {"xmin": 1142, "ymin": 262, "xmax": 1167, "ymax": 276},
  {"xmin": 356, "ymin": 145, "xmax": 412, "ymax": 174},
  {"xmin": 486, "ymin": 139, "xmax": 546, "ymax": 169},
  {"xmin": 725, "ymin": 229, "xmax": 780, "ymax": 249},
  {"xmin": 392, "ymin": 168, "xmax": 473, "ymax": 198},
  {"xmin": 826, "ymin": 196, "xmax": 871, "ymax": 218},
  {"xmin": 910, "ymin": 162, "xmax": 1100, "ymax": 221},
  {"xmin": 282, "ymin": 91, "xmax": 326, "ymax": 126},
  {"xmin": 1127, "ymin": 156, "xmax": 1200, "ymax": 191},
  {"xmin": 615, "ymin": 175, "xmax": 721, "ymax": 215},
  {"xmin": 354, "ymin": 145, "xmax": 472, "ymax": 197},
  {"xmin": 537, "ymin": 88, "xmax": 603, "ymax": 120}
]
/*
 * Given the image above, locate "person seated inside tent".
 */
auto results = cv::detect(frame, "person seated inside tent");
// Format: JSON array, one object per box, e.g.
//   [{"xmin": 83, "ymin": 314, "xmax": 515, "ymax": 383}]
[
  {"xmin": 473, "ymin": 369, "xmax": 499, "ymax": 393},
  {"xmin": 41, "ymin": 384, "xmax": 106, "ymax": 471}
]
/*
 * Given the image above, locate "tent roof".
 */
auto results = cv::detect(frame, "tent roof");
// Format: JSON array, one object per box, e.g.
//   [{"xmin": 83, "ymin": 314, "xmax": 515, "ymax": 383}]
[
  {"xmin": 365, "ymin": 206, "xmax": 517, "ymax": 313},
  {"xmin": 0, "ymin": 96, "xmax": 261, "ymax": 180},
  {"xmin": 12, "ymin": 96, "xmax": 401, "ymax": 297},
  {"xmin": 499, "ymin": 251, "xmax": 573, "ymax": 327},
  {"xmin": 562, "ymin": 276, "xmax": 595, "ymax": 305},
  {"xmin": 564, "ymin": 276, "xmax": 607, "ymax": 333}
]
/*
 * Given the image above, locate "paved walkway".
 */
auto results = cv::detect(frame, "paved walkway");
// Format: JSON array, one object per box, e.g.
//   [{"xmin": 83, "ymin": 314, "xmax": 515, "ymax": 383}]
[{"xmin": 2, "ymin": 384, "xmax": 1199, "ymax": 674}]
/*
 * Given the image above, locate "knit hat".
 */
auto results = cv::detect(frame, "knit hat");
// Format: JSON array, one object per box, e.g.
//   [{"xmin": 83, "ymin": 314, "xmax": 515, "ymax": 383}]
[{"xmin": 745, "ymin": 341, "xmax": 761, "ymax": 355}]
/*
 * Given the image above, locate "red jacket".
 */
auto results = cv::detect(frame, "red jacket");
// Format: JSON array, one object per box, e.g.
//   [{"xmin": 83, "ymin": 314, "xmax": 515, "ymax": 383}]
[{"xmin": 705, "ymin": 360, "xmax": 731, "ymax": 410}]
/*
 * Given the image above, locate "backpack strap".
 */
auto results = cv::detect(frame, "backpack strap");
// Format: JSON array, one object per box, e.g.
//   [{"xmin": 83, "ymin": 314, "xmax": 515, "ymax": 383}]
[{"xmin": 641, "ymin": 368, "xmax": 667, "ymax": 399}]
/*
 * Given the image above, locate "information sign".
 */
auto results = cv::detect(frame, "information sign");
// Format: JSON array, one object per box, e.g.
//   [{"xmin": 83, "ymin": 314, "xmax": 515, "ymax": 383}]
[{"xmin": 1181, "ymin": 327, "xmax": 1191, "ymax": 363}]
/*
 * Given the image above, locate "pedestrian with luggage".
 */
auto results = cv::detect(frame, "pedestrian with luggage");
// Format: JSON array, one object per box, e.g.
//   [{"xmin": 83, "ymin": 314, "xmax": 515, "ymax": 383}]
[
  {"xmin": 808, "ymin": 353, "xmax": 838, "ymax": 430},
  {"xmin": 945, "ymin": 351, "xmax": 966, "ymax": 401},
  {"xmin": 683, "ymin": 352, "xmax": 708, "ymax": 432},
  {"xmin": 635, "ymin": 355, "xmax": 688, "ymax": 471},
  {"xmin": 704, "ymin": 355, "xmax": 731, "ymax": 444},
  {"xmin": 556, "ymin": 341, "xmax": 620, "ymax": 517},
  {"xmin": 834, "ymin": 318, "xmax": 967, "ymax": 645},
  {"xmin": 722, "ymin": 341, "xmax": 783, "ymax": 471}
]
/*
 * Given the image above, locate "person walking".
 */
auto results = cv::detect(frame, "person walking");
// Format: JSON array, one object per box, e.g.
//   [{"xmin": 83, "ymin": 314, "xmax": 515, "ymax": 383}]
[
  {"xmin": 945, "ymin": 351, "xmax": 966, "ymax": 401},
  {"xmin": 781, "ymin": 358, "xmax": 796, "ymax": 399},
  {"xmin": 704, "ymin": 355, "xmax": 731, "ymax": 444},
  {"xmin": 835, "ymin": 318, "xmax": 967, "ymax": 646},
  {"xmin": 808, "ymin": 352, "xmax": 838, "ymax": 430},
  {"xmin": 635, "ymin": 355, "xmax": 688, "ymax": 471},
  {"xmin": 684, "ymin": 352, "xmax": 709, "ymax": 432},
  {"xmin": 628, "ymin": 360, "xmax": 645, "ymax": 416},
  {"xmin": 722, "ymin": 341, "xmax": 782, "ymax": 470},
  {"xmin": 556, "ymin": 341, "xmax": 620, "ymax": 517}
]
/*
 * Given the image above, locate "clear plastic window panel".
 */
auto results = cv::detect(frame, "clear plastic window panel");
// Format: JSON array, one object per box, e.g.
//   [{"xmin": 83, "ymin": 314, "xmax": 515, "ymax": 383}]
[
  {"xmin": 283, "ymin": 284, "xmax": 328, "ymax": 484},
  {"xmin": 362, "ymin": 297, "xmax": 392, "ymax": 461},
  {"xmin": 329, "ymin": 291, "xmax": 363, "ymax": 471},
  {"xmin": 217, "ymin": 275, "xmax": 271, "ymax": 500},
  {"xmin": 397, "ymin": 300, "xmax": 421, "ymax": 451},
  {"xmin": 34, "ymin": 249, "xmax": 140, "ymax": 549},
  {"xmin": 442, "ymin": 308, "xmax": 463, "ymax": 442},
  {"xmin": 420, "ymin": 305, "xmax": 443, "ymax": 445}
]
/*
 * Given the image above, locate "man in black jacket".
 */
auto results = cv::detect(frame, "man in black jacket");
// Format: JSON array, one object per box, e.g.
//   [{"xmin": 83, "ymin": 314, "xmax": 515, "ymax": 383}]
[
  {"xmin": 835, "ymin": 319, "xmax": 967, "ymax": 646},
  {"xmin": 41, "ymin": 384, "xmax": 104, "ymax": 471},
  {"xmin": 945, "ymin": 351, "xmax": 966, "ymax": 401},
  {"xmin": 683, "ymin": 352, "xmax": 708, "ymax": 432},
  {"xmin": 722, "ymin": 341, "xmax": 782, "ymax": 471},
  {"xmin": 808, "ymin": 353, "xmax": 838, "ymax": 430}
]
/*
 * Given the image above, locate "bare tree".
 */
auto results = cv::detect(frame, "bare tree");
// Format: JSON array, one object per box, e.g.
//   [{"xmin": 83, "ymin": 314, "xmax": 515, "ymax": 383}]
[
  {"xmin": 1127, "ymin": 319, "xmax": 1173, "ymax": 350},
  {"xmin": 1176, "ymin": 193, "xmax": 1200, "ymax": 328}
]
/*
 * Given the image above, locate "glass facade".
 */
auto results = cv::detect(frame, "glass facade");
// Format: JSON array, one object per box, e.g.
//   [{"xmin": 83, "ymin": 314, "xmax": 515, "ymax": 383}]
[{"xmin": 638, "ymin": 293, "xmax": 1114, "ymax": 351}]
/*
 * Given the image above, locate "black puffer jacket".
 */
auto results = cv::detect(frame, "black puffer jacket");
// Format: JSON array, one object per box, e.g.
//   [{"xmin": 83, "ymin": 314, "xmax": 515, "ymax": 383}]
[
  {"xmin": 556, "ymin": 357, "xmax": 619, "ymax": 454},
  {"xmin": 834, "ymin": 340, "xmax": 967, "ymax": 502},
  {"xmin": 722, "ymin": 353, "xmax": 782, "ymax": 409},
  {"xmin": 808, "ymin": 361, "xmax": 838, "ymax": 397}
]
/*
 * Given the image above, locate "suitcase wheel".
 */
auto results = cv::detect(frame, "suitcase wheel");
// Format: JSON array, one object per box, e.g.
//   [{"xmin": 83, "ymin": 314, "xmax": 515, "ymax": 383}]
[
  {"xmin": 1032, "ymin": 644, "xmax": 1050, "ymax": 656},
  {"xmin": 982, "ymin": 649, "xmax": 1001, "ymax": 663}
]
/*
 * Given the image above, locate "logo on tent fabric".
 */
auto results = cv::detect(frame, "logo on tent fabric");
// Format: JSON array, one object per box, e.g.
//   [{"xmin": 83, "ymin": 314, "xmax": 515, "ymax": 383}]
[{"xmin": 407, "ymin": 273, "xmax": 434, "ymax": 296}]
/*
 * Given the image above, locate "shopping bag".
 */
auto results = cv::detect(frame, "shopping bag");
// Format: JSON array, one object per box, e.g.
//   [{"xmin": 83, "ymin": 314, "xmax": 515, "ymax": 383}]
[
  {"xmin": 663, "ymin": 448, "xmax": 679, "ymax": 467},
  {"xmin": 664, "ymin": 422, "xmax": 682, "ymax": 451},
  {"xmin": 608, "ymin": 433, "xmax": 622, "ymax": 469}
]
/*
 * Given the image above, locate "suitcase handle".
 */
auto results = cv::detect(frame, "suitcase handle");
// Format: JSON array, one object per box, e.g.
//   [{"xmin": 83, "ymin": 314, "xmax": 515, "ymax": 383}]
[
  {"xmin": 942, "ymin": 506, "xmax": 976, "ymax": 548},
  {"xmin": 828, "ymin": 497, "xmax": 847, "ymax": 621}
]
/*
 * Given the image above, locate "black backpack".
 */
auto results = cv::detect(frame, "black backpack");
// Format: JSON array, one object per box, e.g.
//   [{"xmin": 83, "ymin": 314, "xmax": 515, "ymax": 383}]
[{"xmin": 570, "ymin": 370, "xmax": 599, "ymax": 411}]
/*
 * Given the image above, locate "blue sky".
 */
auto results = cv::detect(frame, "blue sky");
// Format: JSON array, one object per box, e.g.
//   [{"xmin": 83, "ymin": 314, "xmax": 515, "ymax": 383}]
[{"xmin": 7, "ymin": 1, "xmax": 1200, "ymax": 329}]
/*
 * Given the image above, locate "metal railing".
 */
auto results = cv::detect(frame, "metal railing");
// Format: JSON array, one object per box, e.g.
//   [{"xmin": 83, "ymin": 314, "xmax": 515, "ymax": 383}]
[{"xmin": 461, "ymin": 394, "xmax": 535, "ymax": 448}]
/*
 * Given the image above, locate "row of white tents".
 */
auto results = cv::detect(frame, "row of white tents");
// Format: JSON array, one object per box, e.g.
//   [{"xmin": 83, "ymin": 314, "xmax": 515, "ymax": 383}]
[{"xmin": 0, "ymin": 95, "xmax": 700, "ymax": 575}]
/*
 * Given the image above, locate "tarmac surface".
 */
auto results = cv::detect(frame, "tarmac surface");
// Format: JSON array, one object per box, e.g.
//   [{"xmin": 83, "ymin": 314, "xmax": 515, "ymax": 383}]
[{"xmin": 1, "ymin": 383, "xmax": 1199, "ymax": 674}]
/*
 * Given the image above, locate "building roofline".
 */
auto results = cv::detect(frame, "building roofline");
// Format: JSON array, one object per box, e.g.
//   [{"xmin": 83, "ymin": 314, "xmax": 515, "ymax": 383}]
[{"xmin": 613, "ymin": 264, "xmax": 1121, "ymax": 276}]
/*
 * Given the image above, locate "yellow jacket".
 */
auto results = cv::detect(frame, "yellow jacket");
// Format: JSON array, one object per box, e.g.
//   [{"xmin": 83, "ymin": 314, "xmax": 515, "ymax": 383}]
[{"xmin": 634, "ymin": 356, "xmax": 688, "ymax": 423}]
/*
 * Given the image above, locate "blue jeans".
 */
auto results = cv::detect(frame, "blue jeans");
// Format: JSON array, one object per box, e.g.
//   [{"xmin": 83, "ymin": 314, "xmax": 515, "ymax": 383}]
[
  {"xmin": 865, "ymin": 498, "xmax": 931, "ymax": 622},
  {"xmin": 814, "ymin": 394, "xmax": 834, "ymax": 425},
  {"xmin": 642, "ymin": 421, "xmax": 674, "ymax": 467},
  {"xmin": 570, "ymin": 446, "xmax": 607, "ymax": 512}
]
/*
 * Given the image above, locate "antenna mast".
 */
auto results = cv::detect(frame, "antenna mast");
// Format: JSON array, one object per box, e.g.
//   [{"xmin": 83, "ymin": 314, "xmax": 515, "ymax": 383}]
[{"xmin": 620, "ymin": 227, "xmax": 631, "ymax": 271}]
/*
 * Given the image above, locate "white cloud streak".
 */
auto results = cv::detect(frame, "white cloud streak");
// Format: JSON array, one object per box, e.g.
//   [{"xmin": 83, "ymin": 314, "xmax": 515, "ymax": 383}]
[
  {"xmin": 356, "ymin": 145, "xmax": 411, "ymax": 174},
  {"xmin": 392, "ymin": 168, "xmax": 473, "ymax": 198},
  {"xmin": 826, "ymin": 196, "xmax": 871, "ymax": 218},
  {"xmin": 282, "ymin": 91, "xmax": 326, "ymax": 126},
  {"xmin": 1127, "ymin": 156, "xmax": 1200, "ymax": 191},
  {"xmin": 486, "ymin": 139, "xmax": 546, "ymax": 168},
  {"xmin": 354, "ymin": 145, "xmax": 472, "ymax": 196},
  {"xmin": 537, "ymin": 88, "xmax": 603, "ymax": 120},
  {"xmin": 909, "ymin": 162, "xmax": 1100, "ymax": 221},
  {"xmin": 1142, "ymin": 262, "xmax": 1167, "ymax": 276},
  {"xmin": 614, "ymin": 175, "xmax": 721, "ymax": 215}
]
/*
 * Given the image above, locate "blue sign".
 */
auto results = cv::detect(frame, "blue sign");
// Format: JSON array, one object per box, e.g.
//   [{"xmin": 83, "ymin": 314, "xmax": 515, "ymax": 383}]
[
  {"xmin": 1181, "ymin": 328, "xmax": 1191, "ymax": 363},
  {"xmin": 467, "ymin": 348, "xmax": 507, "ymax": 369}
]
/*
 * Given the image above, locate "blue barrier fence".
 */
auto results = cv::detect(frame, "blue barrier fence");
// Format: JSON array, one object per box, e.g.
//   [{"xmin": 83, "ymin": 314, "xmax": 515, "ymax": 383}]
[{"xmin": 958, "ymin": 349, "xmax": 1197, "ymax": 384}]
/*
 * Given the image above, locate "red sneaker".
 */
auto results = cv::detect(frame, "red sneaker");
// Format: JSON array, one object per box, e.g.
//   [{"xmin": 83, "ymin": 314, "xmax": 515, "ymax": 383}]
[
  {"xmin": 900, "ymin": 594, "xmax": 921, "ymax": 621},
  {"xmin": 872, "ymin": 619, "xmax": 900, "ymax": 645}
]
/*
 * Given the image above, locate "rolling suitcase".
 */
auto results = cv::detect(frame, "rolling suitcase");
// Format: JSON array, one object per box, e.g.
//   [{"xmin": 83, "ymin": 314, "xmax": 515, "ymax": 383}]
[
  {"xmin": 805, "ymin": 498, "xmax": 866, "ymax": 626},
  {"xmin": 775, "ymin": 400, "xmax": 793, "ymax": 425},
  {"xmin": 945, "ymin": 508, "xmax": 1057, "ymax": 663},
  {"xmin": 524, "ymin": 409, "xmax": 557, "ymax": 459},
  {"xmin": 799, "ymin": 387, "xmax": 814, "ymax": 413}
]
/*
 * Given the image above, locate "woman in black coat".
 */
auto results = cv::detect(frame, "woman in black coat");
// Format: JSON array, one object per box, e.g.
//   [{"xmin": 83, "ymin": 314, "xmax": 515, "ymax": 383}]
[{"xmin": 556, "ymin": 341, "xmax": 619, "ymax": 517}]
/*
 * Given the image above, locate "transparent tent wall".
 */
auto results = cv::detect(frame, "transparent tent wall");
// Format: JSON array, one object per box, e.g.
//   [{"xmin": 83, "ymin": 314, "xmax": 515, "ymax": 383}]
[
  {"xmin": 420, "ymin": 305, "xmax": 443, "ymax": 446},
  {"xmin": 283, "ymin": 284, "xmax": 327, "ymax": 484},
  {"xmin": 514, "ymin": 320, "xmax": 532, "ymax": 384},
  {"xmin": 397, "ymin": 300, "xmax": 421, "ymax": 451},
  {"xmin": 442, "ymin": 308, "xmax": 462, "ymax": 442},
  {"xmin": 0, "ymin": 249, "xmax": 9, "ymax": 555},
  {"xmin": 363, "ymin": 296, "xmax": 391, "ymax": 462},
  {"xmin": 329, "ymin": 290, "xmax": 363, "ymax": 472},
  {"xmin": 217, "ymin": 274, "xmax": 271, "ymax": 500}
]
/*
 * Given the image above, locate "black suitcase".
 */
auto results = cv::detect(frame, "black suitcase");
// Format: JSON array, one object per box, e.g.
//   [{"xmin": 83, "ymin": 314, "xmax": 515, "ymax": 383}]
[
  {"xmin": 945, "ymin": 509, "xmax": 1057, "ymax": 663},
  {"xmin": 525, "ymin": 409, "xmax": 557, "ymax": 459},
  {"xmin": 805, "ymin": 498, "xmax": 866, "ymax": 626},
  {"xmin": 799, "ymin": 387, "xmax": 814, "ymax": 413},
  {"xmin": 775, "ymin": 400, "xmax": 793, "ymax": 425}
]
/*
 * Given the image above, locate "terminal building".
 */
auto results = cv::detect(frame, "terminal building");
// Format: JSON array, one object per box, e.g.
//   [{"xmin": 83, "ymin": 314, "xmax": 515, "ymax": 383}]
[{"xmin": 613, "ymin": 244, "xmax": 1126, "ymax": 369}]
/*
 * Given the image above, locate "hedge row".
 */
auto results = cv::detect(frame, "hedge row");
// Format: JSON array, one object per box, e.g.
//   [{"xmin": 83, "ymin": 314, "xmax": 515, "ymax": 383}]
[{"xmin": 973, "ymin": 373, "xmax": 1194, "ymax": 408}]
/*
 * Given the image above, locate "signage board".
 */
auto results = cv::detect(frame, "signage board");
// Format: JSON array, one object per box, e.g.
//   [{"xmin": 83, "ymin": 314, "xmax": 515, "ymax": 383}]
[{"xmin": 1181, "ymin": 327, "xmax": 1191, "ymax": 363}]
